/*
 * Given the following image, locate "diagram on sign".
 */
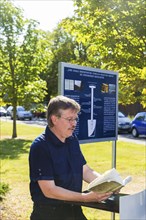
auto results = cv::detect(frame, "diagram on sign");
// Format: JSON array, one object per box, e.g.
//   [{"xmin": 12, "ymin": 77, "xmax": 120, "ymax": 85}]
[
  {"xmin": 88, "ymin": 85, "xmax": 96, "ymax": 137},
  {"xmin": 65, "ymin": 79, "xmax": 83, "ymax": 91}
]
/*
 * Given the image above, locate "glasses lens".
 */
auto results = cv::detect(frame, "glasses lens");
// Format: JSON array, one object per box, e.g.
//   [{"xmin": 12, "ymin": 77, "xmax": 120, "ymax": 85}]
[
  {"xmin": 61, "ymin": 116, "xmax": 79, "ymax": 123},
  {"xmin": 75, "ymin": 117, "xmax": 79, "ymax": 122},
  {"xmin": 70, "ymin": 117, "xmax": 78, "ymax": 123}
]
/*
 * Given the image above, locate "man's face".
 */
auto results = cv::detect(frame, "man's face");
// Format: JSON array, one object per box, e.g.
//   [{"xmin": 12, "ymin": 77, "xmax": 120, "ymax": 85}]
[{"xmin": 50, "ymin": 109, "xmax": 78, "ymax": 142}]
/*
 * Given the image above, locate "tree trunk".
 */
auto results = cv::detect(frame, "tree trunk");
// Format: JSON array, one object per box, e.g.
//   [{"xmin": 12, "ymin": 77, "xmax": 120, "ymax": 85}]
[{"xmin": 12, "ymin": 106, "xmax": 17, "ymax": 138}]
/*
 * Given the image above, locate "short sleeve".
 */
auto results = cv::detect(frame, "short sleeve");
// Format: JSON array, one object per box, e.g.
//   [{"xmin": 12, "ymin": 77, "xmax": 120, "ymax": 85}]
[{"xmin": 29, "ymin": 139, "xmax": 54, "ymax": 182}]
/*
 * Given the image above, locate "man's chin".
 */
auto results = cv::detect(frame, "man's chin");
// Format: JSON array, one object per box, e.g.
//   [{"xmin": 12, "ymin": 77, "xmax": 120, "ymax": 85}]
[{"xmin": 67, "ymin": 130, "xmax": 74, "ymax": 137}]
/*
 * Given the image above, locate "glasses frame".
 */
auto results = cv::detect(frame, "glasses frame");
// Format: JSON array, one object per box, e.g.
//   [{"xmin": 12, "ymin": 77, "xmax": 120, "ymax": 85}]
[{"xmin": 59, "ymin": 116, "xmax": 79, "ymax": 123}]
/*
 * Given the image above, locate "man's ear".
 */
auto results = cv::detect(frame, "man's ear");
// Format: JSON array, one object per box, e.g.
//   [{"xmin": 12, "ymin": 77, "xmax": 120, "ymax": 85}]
[{"xmin": 51, "ymin": 115, "xmax": 58, "ymax": 125}]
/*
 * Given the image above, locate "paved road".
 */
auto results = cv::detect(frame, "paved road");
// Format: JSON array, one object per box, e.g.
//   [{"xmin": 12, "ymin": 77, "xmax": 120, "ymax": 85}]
[
  {"xmin": 118, "ymin": 133, "xmax": 146, "ymax": 145},
  {"xmin": 1, "ymin": 117, "xmax": 146, "ymax": 145}
]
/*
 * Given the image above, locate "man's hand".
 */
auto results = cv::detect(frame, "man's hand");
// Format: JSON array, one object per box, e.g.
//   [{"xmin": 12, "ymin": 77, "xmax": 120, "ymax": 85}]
[{"xmin": 83, "ymin": 191, "xmax": 113, "ymax": 203}]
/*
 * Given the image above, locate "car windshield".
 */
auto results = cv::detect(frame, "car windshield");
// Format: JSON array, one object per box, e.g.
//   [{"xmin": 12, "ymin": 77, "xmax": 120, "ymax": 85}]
[
  {"xmin": 17, "ymin": 107, "xmax": 25, "ymax": 111},
  {"xmin": 0, "ymin": 107, "xmax": 6, "ymax": 111},
  {"xmin": 118, "ymin": 112, "xmax": 125, "ymax": 118}
]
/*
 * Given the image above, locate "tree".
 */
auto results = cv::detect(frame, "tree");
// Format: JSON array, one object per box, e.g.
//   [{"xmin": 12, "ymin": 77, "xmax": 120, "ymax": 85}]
[
  {"xmin": 141, "ymin": 67, "xmax": 146, "ymax": 108},
  {"xmin": 42, "ymin": 22, "xmax": 79, "ymax": 99},
  {"xmin": 0, "ymin": 0, "xmax": 47, "ymax": 138},
  {"xmin": 61, "ymin": 0, "xmax": 146, "ymax": 106}
]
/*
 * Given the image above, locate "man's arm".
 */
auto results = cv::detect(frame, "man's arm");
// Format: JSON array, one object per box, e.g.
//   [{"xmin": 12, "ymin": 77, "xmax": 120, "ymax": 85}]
[
  {"xmin": 38, "ymin": 179, "xmax": 112, "ymax": 203},
  {"xmin": 83, "ymin": 164, "xmax": 101, "ymax": 183}
]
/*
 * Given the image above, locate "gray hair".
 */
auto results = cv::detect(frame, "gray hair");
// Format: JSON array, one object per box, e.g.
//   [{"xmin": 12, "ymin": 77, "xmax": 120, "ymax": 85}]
[{"xmin": 47, "ymin": 95, "xmax": 80, "ymax": 127}]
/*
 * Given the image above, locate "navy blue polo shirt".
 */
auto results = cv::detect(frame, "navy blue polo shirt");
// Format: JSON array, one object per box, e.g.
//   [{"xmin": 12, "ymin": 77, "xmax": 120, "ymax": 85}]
[{"xmin": 29, "ymin": 126, "xmax": 86, "ymax": 204}]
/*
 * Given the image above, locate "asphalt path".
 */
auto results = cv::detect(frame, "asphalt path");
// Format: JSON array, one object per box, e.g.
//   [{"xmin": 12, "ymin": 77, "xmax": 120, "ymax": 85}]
[
  {"xmin": 118, "ymin": 133, "xmax": 146, "ymax": 145},
  {"xmin": 1, "ymin": 117, "xmax": 146, "ymax": 145}
]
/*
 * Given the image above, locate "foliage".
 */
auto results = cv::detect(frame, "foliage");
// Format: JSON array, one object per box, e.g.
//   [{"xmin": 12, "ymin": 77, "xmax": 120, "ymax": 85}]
[
  {"xmin": 0, "ymin": 182, "xmax": 10, "ymax": 201},
  {"xmin": 30, "ymin": 103, "xmax": 47, "ymax": 118},
  {"xmin": 0, "ymin": 0, "xmax": 47, "ymax": 137},
  {"xmin": 0, "ymin": 0, "xmax": 146, "ymax": 139},
  {"xmin": 141, "ymin": 67, "xmax": 146, "ymax": 107},
  {"xmin": 59, "ymin": 0, "xmax": 146, "ymax": 105},
  {"xmin": 41, "ymin": 23, "xmax": 79, "ymax": 99},
  {"xmin": 0, "ymin": 0, "xmax": 46, "ymax": 106}
]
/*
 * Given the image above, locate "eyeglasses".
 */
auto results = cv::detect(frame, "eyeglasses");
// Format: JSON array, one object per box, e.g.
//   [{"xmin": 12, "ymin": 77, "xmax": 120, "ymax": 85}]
[{"xmin": 60, "ymin": 116, "xmax": 79, "ymax": 123}]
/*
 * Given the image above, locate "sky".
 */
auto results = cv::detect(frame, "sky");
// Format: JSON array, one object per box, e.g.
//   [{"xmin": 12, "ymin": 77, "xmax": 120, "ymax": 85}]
[{"xmin": 13, "ymin": 0, "xmax": 75, "ymax": 31}]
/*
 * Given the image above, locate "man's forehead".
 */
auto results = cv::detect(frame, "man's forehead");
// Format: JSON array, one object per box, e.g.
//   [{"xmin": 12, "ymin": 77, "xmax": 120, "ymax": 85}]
[{"xmin": 60, "ymin": 109, "xmax": 78, "ymax": 116}]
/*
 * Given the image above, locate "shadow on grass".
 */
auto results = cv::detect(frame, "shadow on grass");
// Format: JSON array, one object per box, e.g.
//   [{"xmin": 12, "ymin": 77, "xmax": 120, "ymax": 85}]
[{"xmin": 0, "ymin": 139, "xmax": 32, "ymax": 159}]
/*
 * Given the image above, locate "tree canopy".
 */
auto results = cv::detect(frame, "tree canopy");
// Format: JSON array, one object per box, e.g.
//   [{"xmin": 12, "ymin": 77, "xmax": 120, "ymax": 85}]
[
  {"xmin": 0, "ymin": 0, "xmax": 47, "ymax": 137},
  {"xmin": 0, "ymin": 0, "xmax": 145, "ymax": 138},
  {"xmin": 59, "ymin": 0, "xmax": 146, "ymax": 105}
]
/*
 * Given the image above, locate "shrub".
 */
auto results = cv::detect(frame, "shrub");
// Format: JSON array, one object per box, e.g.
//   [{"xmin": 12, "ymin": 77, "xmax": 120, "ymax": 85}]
[{"xmin": 0, "ymin": 182, "xmax": 10, "ymax": 201}]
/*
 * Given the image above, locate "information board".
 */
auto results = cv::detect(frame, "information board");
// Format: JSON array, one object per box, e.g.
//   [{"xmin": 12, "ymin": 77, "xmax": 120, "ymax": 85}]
[{"xmin": 58, "ymin": 62, "xmax": 118, "ymax": 143}]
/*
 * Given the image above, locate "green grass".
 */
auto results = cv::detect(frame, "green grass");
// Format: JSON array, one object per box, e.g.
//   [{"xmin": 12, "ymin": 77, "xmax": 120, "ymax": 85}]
[
  {"xmin": 81, "ymin": 141, "xmax": 145, "ymax": 220},
  {"xmin": 0, "ymin": 119, "xmax": 44, "ymax": 139},
  {"xmin": 0, "ymin": 120, "xmax": 145, "ymax": 220}
]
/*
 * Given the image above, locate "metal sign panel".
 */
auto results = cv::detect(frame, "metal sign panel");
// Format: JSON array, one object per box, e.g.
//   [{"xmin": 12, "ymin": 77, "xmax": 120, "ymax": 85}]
[
  {"xmin": 120, "ymin": 190, "xmax": 146, "ymax": 220},
  {"xmin": 58, "ymin": 62, "xmax": 118, "ymax": 143}
]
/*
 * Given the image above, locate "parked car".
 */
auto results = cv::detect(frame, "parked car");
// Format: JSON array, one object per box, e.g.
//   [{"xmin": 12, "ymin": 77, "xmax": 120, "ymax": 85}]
[
  {"xmin": 118, "ymin": 111, "xmax": 131, "ymax": 133},
  {"xmin": 0, "ymin": 106, "xmax": 7, "ymax": 116},
  {"xmin": 6, "ymin": 106, "xmax": 13, "ymax": 116},
  {"xmin": 7, "ymin": 106, "xmax": 33, "ymax": 120},
  {"xmin": 131, "ymin": 112, "xmax": 146, "ymax": 137}
]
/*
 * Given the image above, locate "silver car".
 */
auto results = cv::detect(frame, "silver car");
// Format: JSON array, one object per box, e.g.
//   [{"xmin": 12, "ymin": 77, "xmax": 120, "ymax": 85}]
[
  {"xmin": 7, "ymin": 106, "xmax": 32, "ymax": 120},
  {"xmin": 118, "ymin": 111, "xmax": 131, "ymax": 133}
]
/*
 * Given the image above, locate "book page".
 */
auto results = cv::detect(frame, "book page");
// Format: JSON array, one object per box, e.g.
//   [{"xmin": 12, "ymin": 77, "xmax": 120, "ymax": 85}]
[
  {"xmin": 123, "ymin": 176, "xmax": 132, "ymax": 186},
  {"xmin": 87, "ymin": 168, "xmax": 132, "ymax": 193},
  {"xmin": 88, "ymin": 181, "xmax": 122, "ymax": 193},
  {"xmin": 88, "ymin": 168, "xmax": 123, "ymax": 189}
]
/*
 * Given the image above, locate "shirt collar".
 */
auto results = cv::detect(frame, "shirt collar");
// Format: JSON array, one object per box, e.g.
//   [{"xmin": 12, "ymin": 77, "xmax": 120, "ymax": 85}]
[{"xmin": 45, "ymin": 126, "xmax": 73, "ymax": 147}]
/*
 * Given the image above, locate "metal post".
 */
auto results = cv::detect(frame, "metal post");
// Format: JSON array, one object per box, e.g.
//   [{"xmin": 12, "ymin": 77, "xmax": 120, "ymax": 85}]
[
  {"xmin": 111, "ymin": 140, "xmax": 117, "ymax": 220},
  {"xmin": 112, "ymin": 141, "xmax": 116, "ymax": 169},
  {"xmin": 111, "ymin": 212, "xmax": 115, "ymax": 220}
]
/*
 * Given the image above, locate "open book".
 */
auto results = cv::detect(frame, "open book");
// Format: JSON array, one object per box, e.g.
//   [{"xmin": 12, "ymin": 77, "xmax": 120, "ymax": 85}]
[{"xmin": 87, "ymin": 168, "xmax": 132, "ymax": 193}]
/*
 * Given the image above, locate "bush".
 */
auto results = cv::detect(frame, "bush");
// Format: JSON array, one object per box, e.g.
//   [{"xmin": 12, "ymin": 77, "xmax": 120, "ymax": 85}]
[
  {"xmin": 30, "ymin": 103, "xmax": 47, "ymax": 118},
  {"xmin": 0, "ymin": 182, "xmax": 10, "ymax": 201}
]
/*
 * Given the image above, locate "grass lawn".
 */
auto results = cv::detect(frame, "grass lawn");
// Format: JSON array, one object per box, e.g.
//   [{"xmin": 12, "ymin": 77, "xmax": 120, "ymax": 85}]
[{"xmin": 0, "ymin": 120, "xmax": 145, "ymax": 220}]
